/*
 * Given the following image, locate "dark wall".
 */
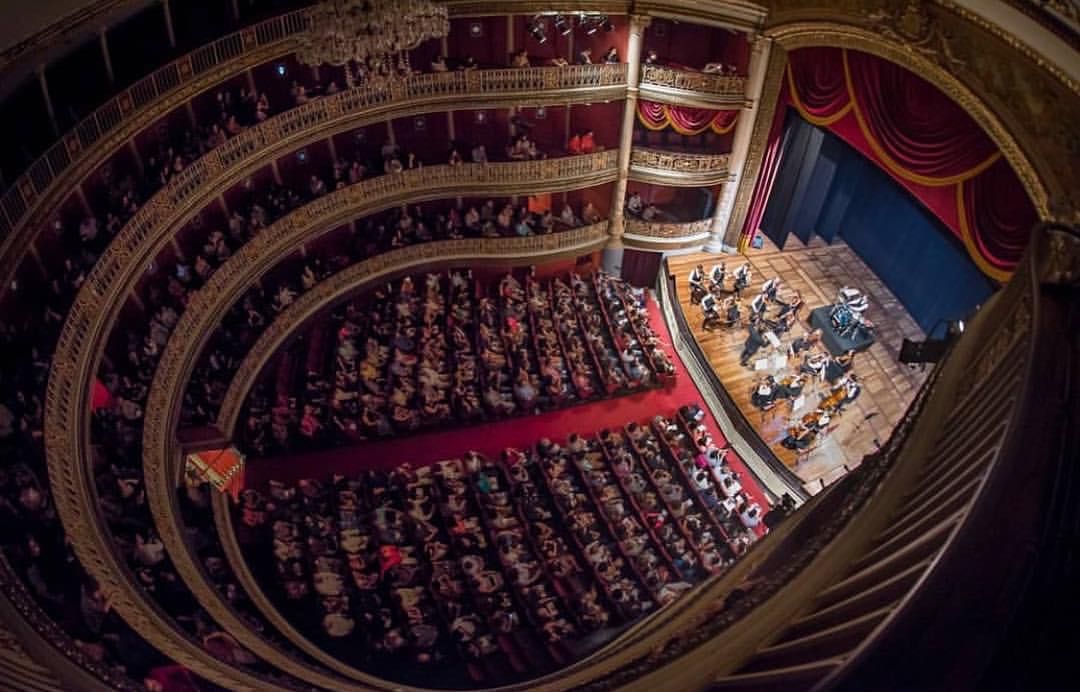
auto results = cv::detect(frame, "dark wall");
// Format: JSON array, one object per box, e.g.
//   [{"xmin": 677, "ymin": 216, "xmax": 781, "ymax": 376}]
[
  {"xmin": 643, "ymin": 19, "xmax": 748, "ymax": 72},
  {"xmin": 762, "ymin": 113, "xmax": 994, "ymax": 335}
]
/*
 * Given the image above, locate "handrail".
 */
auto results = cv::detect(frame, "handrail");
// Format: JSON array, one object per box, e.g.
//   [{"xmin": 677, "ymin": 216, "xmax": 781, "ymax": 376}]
[
  {"xmin": 624, "ymin": 216, "xmax": 713, "ymax": 239},
  {"xmin": 0, "ymin": 60, "xmax": 628, "ymax": 300},
  {"xmin": 629, "ymin": 146, "xmax": 731, "ymax": 186},
  {"xmin": 0, "ymin": 9, "xmax": 308, "ymax": 267},
  {"xmin": 44, "ymin": 156, "xmax": 616, "ymax": 690},
  {"xmin": 640, "ymin": 64, "xmax": 748, "ymax": 98}
]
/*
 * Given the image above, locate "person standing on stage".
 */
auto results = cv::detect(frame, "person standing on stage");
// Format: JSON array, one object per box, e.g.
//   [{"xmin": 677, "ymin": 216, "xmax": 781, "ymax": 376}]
[{"xmin": 740, "ymin": 317, "xmax": 767, "ymax": 366}]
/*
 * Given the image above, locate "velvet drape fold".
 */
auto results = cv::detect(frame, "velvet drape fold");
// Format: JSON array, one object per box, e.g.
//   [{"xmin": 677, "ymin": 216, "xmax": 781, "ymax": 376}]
[
  {"xmin": 748, "ymin": 46, "xmax": 1036, "ymax": 281},
  {"xmin": 637, "ymin": 100, "xmax": 738, "ymax": 135}
]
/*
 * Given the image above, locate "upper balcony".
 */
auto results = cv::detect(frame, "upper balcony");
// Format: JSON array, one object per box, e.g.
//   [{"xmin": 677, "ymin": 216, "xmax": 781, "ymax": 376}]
[{"xmin": 629, "ymin": 146, "xmax": 731, "ymax": 186}]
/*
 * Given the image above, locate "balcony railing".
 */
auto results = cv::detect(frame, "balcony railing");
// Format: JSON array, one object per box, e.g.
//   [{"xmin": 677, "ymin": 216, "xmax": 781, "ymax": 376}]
[
  {"xmin": 0, "ymin": 10, "xmax": 308, "ymax": 251},
  {"xmin": 44, "ymin": 155, "xmax": 617, "ymax": 691},
  {"xmin": 629, "ymin": 146, "xmax": 731, "ymax": 185},
  {"xmin": 639, "ymin": 64, "xmax": 748, "ymax": 103},
  {"xmin": 624, "ymin": 216, "xmax": 713, "ymax": 241},
  {"xmin": 0, "ymin": 62, "xmax": 628, "ymax": 294}
]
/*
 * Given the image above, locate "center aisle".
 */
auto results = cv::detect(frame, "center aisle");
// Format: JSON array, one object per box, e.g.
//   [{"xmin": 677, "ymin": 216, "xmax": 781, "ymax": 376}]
[{"xmin": 241, "ymin": 292, "xmax": 770, "ymax": 520}]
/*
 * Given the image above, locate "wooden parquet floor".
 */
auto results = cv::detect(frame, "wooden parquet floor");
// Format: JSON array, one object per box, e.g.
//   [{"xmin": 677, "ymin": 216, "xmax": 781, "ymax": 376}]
[{"xmin": 668, "ymin": 237, "xmax": 928, "ymax": 490}]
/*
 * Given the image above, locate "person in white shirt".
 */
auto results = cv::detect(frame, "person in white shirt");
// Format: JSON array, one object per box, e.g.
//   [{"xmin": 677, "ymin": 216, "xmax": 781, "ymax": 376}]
[
  {"xmin": 626, "ymin": 191, "xmax": 644, "ymax": 216},
  {"xmin": 709, "ymin": 263, "xmax": 726, "ymax": 290},
  {"xmin": 733, "ymin": 263, "xmax": 751, "ymax": 296},
  {"xmin": 749, "ymin": 291, "xmax": 767, "ymax": 319},
  {"xmin": 761, "ymin": 277, "xmax": 780, "ymax": 302}
]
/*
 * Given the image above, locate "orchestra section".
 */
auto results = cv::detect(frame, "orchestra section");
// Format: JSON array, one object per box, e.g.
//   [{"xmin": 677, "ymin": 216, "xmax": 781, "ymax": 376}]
[{"xmin": 667, "ymin": 236, "xmax": 927, "ymax": 491}]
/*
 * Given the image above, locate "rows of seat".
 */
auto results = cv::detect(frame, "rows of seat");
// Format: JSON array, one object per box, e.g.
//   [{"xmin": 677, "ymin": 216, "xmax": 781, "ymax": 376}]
[
  {"xmin": 234, "ymin": 404, "xmax": 746, "ymax": 685},
  {"xmin": 240, "ymin": 270, "xmax": 673, "ymax": 456}
]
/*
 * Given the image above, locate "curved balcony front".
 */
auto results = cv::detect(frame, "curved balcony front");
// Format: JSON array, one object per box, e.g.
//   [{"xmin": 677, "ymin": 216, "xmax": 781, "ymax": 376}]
[
  {"xmin": 44, "ymin": 155, "xmax": 616, "ymax": 690},
  {"xmin": 1, "ymin": 62, "xmax": 627, "ymax": 295},
  {"xmin": 629, "ymin": 146, "xmax": 731, "ymax": 186},
  {"xmin": 639, "ymin": 65, "xmax": 748, "ymax": 109},
  {"xmin": 623, "ymin": 216, "xmax": 713, "ymax": 249}
]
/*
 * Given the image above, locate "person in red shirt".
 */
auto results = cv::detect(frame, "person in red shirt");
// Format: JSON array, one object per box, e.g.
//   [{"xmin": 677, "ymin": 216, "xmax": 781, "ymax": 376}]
[
  {"xmin": 567, "ymin": 131, "xmax": 583, "ymax": 155},
  {"xmin": 580, "ymin": 129, "xmax": 596, "ymax": 153}
]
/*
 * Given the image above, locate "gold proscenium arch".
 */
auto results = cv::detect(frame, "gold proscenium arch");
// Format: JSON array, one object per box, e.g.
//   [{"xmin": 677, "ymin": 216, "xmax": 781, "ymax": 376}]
[{"xmin": 763, "ymin": 22, "xmax": 1051, "ymax": 221}]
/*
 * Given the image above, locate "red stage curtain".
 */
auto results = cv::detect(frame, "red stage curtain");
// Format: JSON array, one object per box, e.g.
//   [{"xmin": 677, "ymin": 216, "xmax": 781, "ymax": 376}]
[
  {"xmin": 637, "ymin": 100, "xmax": 738, "ymax": 135},
  {"xmin": 738, "ymin": 89, "xmax": 789, "ymax": 252},
  {"xmin": 762, "ymin": 46, "xmax": 1037, "ymax": 281}
]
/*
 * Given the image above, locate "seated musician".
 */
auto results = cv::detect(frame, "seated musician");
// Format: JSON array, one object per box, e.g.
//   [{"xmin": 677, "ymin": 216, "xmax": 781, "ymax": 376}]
[
  {"xmin": 800, "ymin": 349, "xmax": 828, "ymax": 380},
  {"xmin": 709, "ymin": 263, "xmax": 726, "ymax": 292},
  {"xmin": 840, "ymin": 373, "xmax": 861, "ymax": 410},
  {"xmin": 782, "ymin": 409, "xmax": 830, "ymax": 449},
  {"xmin": 722, "ymin": 296, "xmax": 741, "ymax": 328},
  {"xmin": 824, "ymin": 349, "xmax": 855, "ymax": 383},
  {"xmin": 788, "ymin": 329, "xmax": 822, "ymax": 359},
  {"xmin": 732, "ymin": 263, "xmax": 751, "ymax": 296},
  {"xmin": 700, "ymin": 293, "xmax": 721, "ymax": 331},
  {"xmin": 749, "ymin": 291, "xmax": 767, "ymax": 320},
  {"xmin": 760, "ymin": 277, "xmax": 781, "ymax": 302},
  {"xmin": 688, "ymin": 264, "xmax": 706, "ymax": 303},
  {"xmin": 775, "ymin": 373, "xmax": 804, "ymax": 400},
  {"xmin": 750, "ymin": 375, "xmax": 777, "ymax": 409},
  {"xmin": 776, "ymin": 290, "xmax": 803, "ymax": 320}
]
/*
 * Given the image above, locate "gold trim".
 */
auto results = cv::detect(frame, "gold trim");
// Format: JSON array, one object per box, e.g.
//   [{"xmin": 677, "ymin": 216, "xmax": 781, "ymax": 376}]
[
  {"xmin": 624, "ymin": 217, "xmax": 713, "ymax": 238},
  {"xmin": 46, "ymin": 157, "xmax": 616, "ymax": 691},
  {"xmin": 628, "ymin": 147, "xmax": 731, "ymax": 186},
  {"xmin": 724, "ymin": 43, "xmax": 787, "ymax": 248},
  {"xmin": 0, "ymin": 10, "xmax": 310, "ymax": 301}
]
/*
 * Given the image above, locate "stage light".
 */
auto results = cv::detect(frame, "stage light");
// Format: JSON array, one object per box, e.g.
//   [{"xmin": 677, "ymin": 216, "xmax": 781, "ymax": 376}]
[
  {"xmin": 602, "ymin": 16, "xmax": 614, "ymax": 32},
  {"xmin": 583, "ymin": 15, "xmax": 600, "ymax": 35},
  {"xmin": 275, "ymin": 63, "xmax": 287, "ymax": 77},
  {"xmin": 528, "ymin": 16, "xmax": 547, "ymax": 43},
  {"xmin": 554, "ymin": 14, "xmax": 571, "ymax": 35}
]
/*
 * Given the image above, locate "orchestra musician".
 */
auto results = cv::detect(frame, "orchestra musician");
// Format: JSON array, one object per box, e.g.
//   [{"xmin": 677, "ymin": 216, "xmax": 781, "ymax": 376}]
[
  {"xmin": 788, "ymin": 329, "xmax": 821, "ymax": 359},
  {"xmin": 722, "ymin": 296, "xmax": 741, "ymax": 328},
  {"xmin": 760, "ymin": 277, "xmax": 781, "ymax": 302},
  {"xmin": 782, "ymin": 409, "xmax": 831, "ymax": 450},
  {"xmin": 776, "ymin": 290, "xmax": 803, "ymax": 321},
  {"xmin": 824, "ymin": 349, "xmax": 856, "ymax": 383},
  {"xmin": 688, "ymin": 264, "xmax": 706, "ymax": 304},
  {"xmin": 749, "ymin": 291, "xmax": 767, "ymax": 321},
  {"xmin": 800, "ymin": 349, "xmax": 828, "ymax": 380},
  {"xmin": 700, "ymin": 293, "xmax": 721, "ymax": 331},
  {"xmin": 709, "ymin": 263, "xmax": 726, "ymax": 292},
  {"xmin": 750, "ymin": 375, "xmax": 777, "ymax": 409},
  {"xmin": 775, "ymin": 373, "xmax": 805, "ymax": 400},
  {"xmin": 733, "ymin": 263, "xmax": 751, "ymax": 297},
  {"xmin": 739, "ymin": 316, "xmax": 767, "ymax": 367}
]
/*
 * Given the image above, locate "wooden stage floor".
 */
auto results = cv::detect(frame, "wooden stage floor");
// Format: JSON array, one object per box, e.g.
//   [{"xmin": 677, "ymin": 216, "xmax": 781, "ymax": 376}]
[{"xmin": 668, "ymin": 237, "xmax": 928, "ymax": 491}]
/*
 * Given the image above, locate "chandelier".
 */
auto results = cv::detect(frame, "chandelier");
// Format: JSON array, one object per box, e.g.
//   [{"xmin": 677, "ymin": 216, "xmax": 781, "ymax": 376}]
[{"xmin": 297, "ymin": 0, "xmax": 449, "ymax": 86}]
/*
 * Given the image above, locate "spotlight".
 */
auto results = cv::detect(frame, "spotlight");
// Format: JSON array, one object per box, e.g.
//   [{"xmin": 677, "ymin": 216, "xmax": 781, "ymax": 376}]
[
  {"xmin": 528, "ymin": 16, "xmax": 547, "ymax": 43},
  {"xmin": 602, "ymin": 16, "xmax": 614, "ymax": 32},
  {"xmin": 584, "ymin": 15, "xmax": 600, "ymax": 35},
  {"xmin": 275, "ymin": 63, "xmax": 287, "ymax": 77},
  {"xmin": 554, "ymin": 14, "xmax": 571, "ymax": 35}
]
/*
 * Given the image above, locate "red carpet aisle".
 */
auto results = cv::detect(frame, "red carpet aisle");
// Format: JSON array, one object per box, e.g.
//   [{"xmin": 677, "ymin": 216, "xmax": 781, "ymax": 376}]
[{"xmin": 241, "ymin": 294, "xmax": 771, "ymax": 520}]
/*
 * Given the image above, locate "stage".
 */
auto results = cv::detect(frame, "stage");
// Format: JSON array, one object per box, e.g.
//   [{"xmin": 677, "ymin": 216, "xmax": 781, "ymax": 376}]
[{"xmin": 667, "ymin": 236, "xmax": 928, "ymax": 492}]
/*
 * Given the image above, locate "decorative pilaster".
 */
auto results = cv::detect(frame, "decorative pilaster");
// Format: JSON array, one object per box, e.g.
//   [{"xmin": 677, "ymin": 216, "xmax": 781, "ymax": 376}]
[
  {"xmin": 704, "ymin": 35, "xmax": 772, "ymax": 253},
  {"xmin": 608, "ymin": 14, "xmax": 651, "ymax": 250}
]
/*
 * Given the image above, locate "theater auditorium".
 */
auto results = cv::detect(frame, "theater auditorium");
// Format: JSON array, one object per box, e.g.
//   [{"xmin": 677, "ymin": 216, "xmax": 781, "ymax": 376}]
[{"xmin": 0, "ymin": 1, "xmax": 1074, "ymax": 691}]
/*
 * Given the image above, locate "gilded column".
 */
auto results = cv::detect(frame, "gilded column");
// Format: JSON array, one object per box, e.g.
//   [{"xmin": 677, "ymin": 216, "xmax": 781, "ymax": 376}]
[
  {"xmin": 606, "ymin": 13, "xmax": 651, "ymax": 270},
  {"xmin": 704, "ymin": 35, "xmax": 772, "ymax": 253}
]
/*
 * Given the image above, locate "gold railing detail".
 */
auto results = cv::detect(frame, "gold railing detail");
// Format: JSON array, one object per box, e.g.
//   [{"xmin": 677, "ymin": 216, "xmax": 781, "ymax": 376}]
[
  {"xmin": 0, "ymin": 10, "xmax": 309, "ymax": 295},
  {"xmin": 44, "ymin": 156, "xmax": 615, "ymax": 690},
  {"xmin": 640, "ymin": 64, "xmax": 748, "ymax": 100},
  {"xmin": 629, "ymin": 146, "xmax": 731, "ymax": 185},
  {"xmin": 0, "ymin": 61, "xmax": 627, "ymax": 300},
  {"xmin": 624, "ymin": 217, "xmax": 713, "ymax": 239}
]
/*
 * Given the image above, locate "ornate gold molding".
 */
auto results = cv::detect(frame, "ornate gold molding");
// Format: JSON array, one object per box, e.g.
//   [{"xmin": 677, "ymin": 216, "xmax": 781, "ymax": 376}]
[
  {"xmin": 45, "ymin": 156, "xmax": 616, "ymax": 690},
  {"xmin": 765, "ymin": 20, "xmax": 1052, "ymax": 222},
  {"xmin": 0, "ymin": 10, "xmax": 309, "ymax": 301},
  {"xmin": 624, "ymin": 216, "xmax": 713, "ymax": 239},
  {"xmin": 724, "ymin": 42, "xmax": 788, "ymax": 248},
  {"xmin": 639, "ymin": 65, "xmax": 749, "ymax": 108},
  {"xmin": 628, "ymin": 147, "xmax": 731, "ymax": 186}
]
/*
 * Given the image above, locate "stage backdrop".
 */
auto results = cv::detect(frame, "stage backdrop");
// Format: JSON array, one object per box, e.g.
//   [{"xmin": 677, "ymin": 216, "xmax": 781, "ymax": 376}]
[
  {"xmin": 743, "ymin": 47, "xmax": 1037, "ymax": 283},
  {"xmin": 762, "ymin": 113, "xmax": 993, "ymax": 336}
]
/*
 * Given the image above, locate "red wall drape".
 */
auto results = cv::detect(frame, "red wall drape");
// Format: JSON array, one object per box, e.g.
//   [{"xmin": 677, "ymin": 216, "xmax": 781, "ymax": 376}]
[
  {"xmin": 751, "ymin": 47, "xmax": 1037, "ymax": 282},
  {"xmin": 637, "ymin": 100, "xmax": 738, "ymax": 135}
]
